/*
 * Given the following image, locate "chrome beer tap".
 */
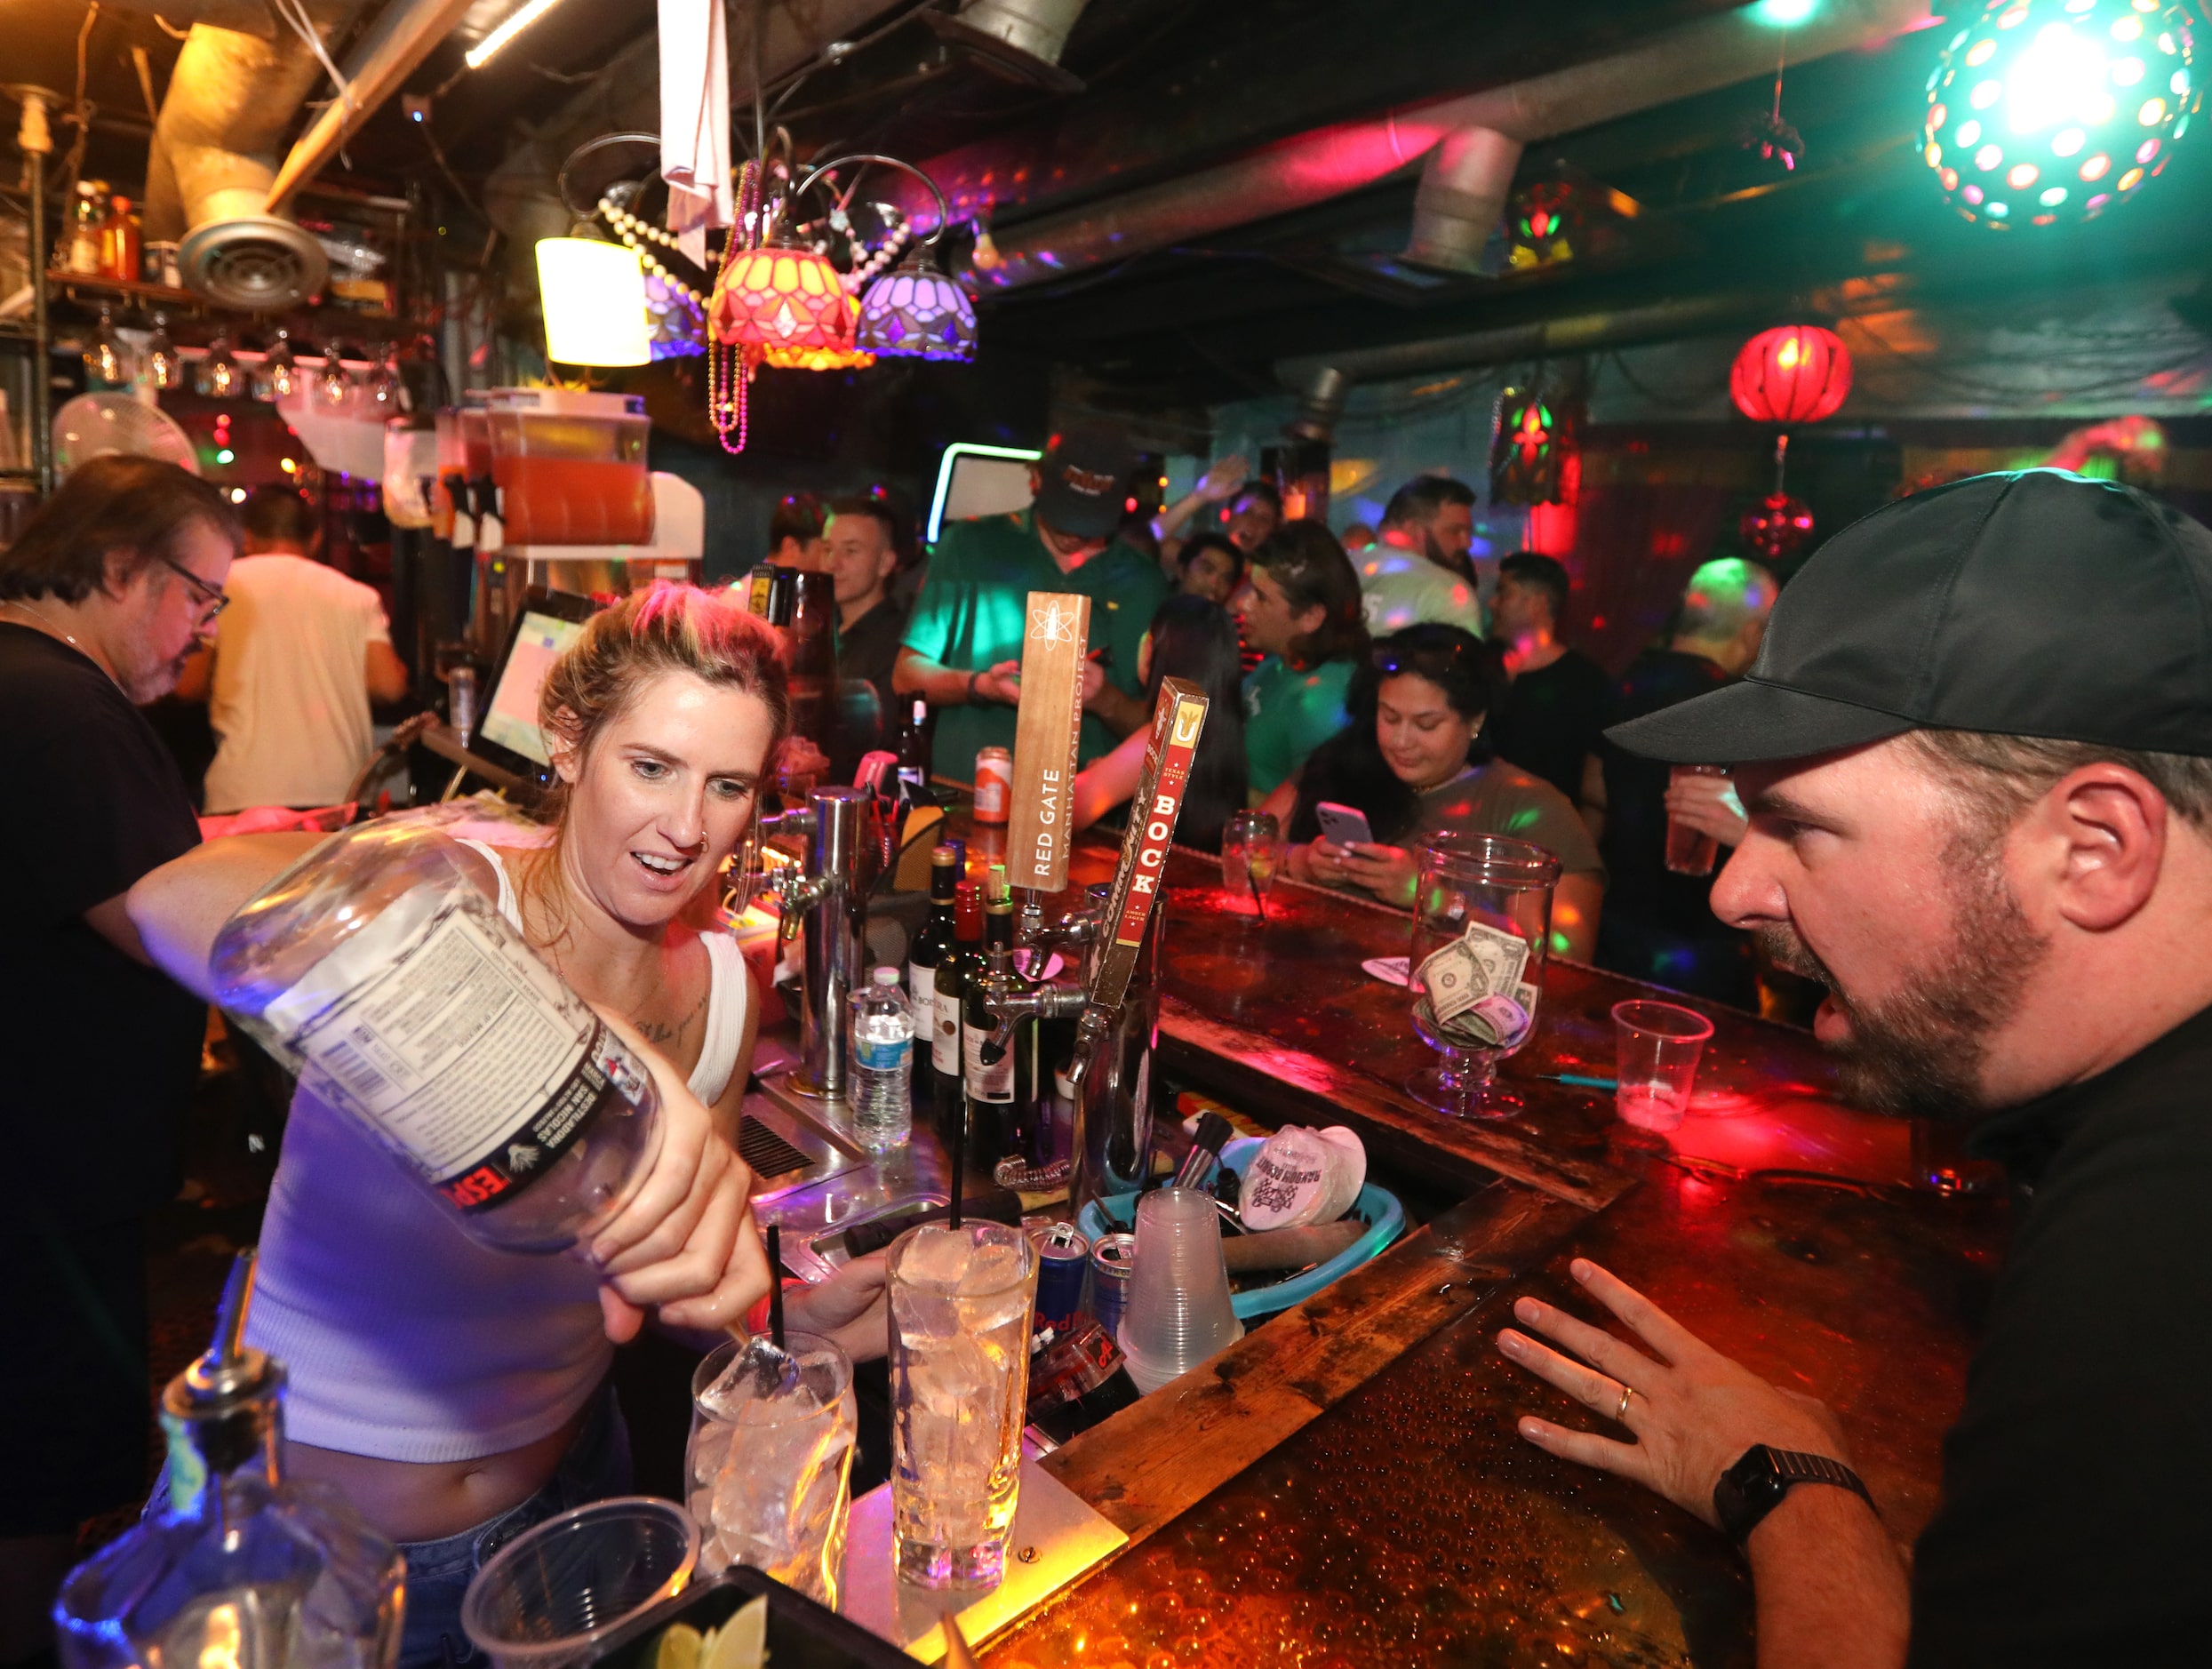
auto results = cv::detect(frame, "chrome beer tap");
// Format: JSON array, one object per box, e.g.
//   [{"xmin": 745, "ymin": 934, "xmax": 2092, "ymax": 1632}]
[{"xmin": 747, "ymin": 786, "xmax": 873, "ymax": 1106}]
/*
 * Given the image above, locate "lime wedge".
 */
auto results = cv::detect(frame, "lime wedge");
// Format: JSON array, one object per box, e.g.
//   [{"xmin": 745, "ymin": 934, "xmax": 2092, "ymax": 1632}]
[
  {"xmin": 653, "ymin": 1622, "xmax": 703, "ymax": 1669},
  {"xmin": 703, "ymin": 1596, "xmax": 769, "ymax": 1669}
]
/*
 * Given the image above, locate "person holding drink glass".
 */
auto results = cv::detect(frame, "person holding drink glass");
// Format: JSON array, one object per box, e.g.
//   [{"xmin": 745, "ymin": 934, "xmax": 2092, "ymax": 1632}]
[{"xmin": 1274, "ymin": 624, "xmax": 1604, "ymax": 959}]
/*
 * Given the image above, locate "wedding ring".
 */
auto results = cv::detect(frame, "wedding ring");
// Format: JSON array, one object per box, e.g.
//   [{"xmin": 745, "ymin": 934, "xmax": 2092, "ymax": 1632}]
[{"xmin": 1615, "ymin": 1383, "xmax": 1635, "ymax": 1422}]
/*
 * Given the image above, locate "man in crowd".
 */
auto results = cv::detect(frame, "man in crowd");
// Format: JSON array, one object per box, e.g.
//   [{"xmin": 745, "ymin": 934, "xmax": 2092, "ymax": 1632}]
[
  {"xmin": 1153, "ymin": 454, "xmax": 1282, "ymax": 576},
  {"xmin": 1581, "ymin": 556, "xmax": 1776, "ymax": 1002},
  {"xmin": 896, "ymin": 425, "xmax": 1168, "ymax": 783},
  {"xmin": 0, "ymin": 458, "xmax": 239, "ymax": 1662},
  {"xmin": 1488, "ymin": 551, "xmax": 1612, "ymax": 808},
  {"xmin": 767, "ymin": 492, "xmax": 828, "ymax": 569},
  {"xmin": 1175, "ymin": 531, "xmax": 1244, "ymax": 607},
  {"xmin": 823, "ymin": 494, "xmax": 906, "ymax": 722},
  {"xmin": 1499, "ymin": 471, "xmax": 2212, "ymax": 1665},
  {"xmin": 1357, "ymin": 475, "xmax": 1483, "ymax": 636},
  {"xmin": 178, "ymin": 486, "xmax": 408, "ymax": 814}
]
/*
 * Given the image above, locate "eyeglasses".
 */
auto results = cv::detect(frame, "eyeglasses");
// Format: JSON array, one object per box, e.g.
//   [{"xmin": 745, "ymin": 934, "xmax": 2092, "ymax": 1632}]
[{"xmin": 158, "ymin": 553, "xmax": 230, "ymax": 621}]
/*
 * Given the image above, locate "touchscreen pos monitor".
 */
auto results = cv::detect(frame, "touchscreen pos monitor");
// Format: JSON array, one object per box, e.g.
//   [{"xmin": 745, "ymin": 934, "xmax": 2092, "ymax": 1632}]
[{"xmin": 469, "ymin": 588, "xmax": 599, "ymax": 786}]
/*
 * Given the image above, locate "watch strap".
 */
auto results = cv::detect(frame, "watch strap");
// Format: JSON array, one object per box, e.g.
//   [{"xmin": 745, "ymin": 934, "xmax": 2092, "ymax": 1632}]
[{"xmin": 1715, "ymin": 1445, "xmax": 1875, "ymax": 1545}]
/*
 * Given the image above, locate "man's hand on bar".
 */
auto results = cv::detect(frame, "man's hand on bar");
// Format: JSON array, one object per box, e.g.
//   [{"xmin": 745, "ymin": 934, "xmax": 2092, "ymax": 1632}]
[
  {"xmin": 586, "ymin": 1012, "xmax": 773, "ymax": 1344},
  {"xmin": 1498, "ymin": 1258, "xmax": 1909, "ymax": 1669}
]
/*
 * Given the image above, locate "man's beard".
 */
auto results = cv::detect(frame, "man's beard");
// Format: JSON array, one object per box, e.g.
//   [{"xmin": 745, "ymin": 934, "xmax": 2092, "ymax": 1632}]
[
  {"xmin": 1756, "ymin": 828, "xmax": 2048, "ymax": 1117},
  {"xmin": 122, "ymin": 647, "xmax": 196, "ymax": 704}
]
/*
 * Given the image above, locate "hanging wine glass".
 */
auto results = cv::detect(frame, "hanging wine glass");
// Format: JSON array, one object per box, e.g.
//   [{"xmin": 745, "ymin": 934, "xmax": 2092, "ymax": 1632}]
[
  {"xmin": 255, "ymin": 327, "xmax": 299, "ymax": 402},
  {"xmin": 360, "ymin": 340, "xmax": 402, "ymax": 415},
  {"xmin": 196, "ymin": 331, "xmax": 244, "ymax": 399},
  {"xmin": 315, "ymin": 340, "xmax": 355, "ymax": 411},
  {"xmin": 83, "ymin": 306, "xmax": 124, "ymax": 387},
  {"xmin": 146, "ymin": 311, "xmax": 181, "ymax": 390}
]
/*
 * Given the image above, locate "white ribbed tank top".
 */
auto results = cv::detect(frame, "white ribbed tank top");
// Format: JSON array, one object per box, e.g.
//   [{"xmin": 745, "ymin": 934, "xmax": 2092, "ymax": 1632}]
[{"xmin": 244, "ymin": 838, "xmax": 749, "ymax": 1463}]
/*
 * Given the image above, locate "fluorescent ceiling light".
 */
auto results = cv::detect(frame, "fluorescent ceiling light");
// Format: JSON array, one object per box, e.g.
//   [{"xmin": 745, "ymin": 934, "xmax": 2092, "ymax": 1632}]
[{"xmin": 466, "ymin": 0, "xmax": 568, "ymax": 69}]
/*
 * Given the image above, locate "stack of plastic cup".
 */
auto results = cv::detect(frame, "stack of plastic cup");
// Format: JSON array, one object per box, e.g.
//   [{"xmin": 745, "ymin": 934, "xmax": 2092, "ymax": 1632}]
[{"xmin": 1117, "ymin": 1187, "xmax": 1245, "ymax": 1394}]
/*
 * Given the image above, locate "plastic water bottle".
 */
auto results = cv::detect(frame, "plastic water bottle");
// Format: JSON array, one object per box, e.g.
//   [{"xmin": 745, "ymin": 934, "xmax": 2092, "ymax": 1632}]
[{"xmin": 850, "ymin": 966, "xmax": 914, "ymax": 1152}]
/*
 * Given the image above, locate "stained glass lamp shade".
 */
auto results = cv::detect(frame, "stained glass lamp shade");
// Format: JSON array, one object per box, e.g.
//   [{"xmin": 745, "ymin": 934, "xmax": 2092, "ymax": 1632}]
[
  {"xmin": 710, "ymin": 241, "xmax": 853, "ymax": 351},
  {"xmin": 1730, "ymin": 325, "xmax": 1852, "ymax": 426},
  {"xmin": 1924, "ymin": 0, "xmax": 2200, "ymax": 228},
  {"xmin": 764, "ymin": 294, "xmax": 876, "ymax": 370},
  {"xmin": 856, "ymin": 254, "xmax": 978, "ymax": 361}
]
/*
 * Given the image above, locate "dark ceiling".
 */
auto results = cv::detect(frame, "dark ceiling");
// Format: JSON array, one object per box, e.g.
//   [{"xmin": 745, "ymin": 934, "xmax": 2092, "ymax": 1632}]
[{"xmin": 9, "ymin": 0, "xmax": 2211, "ymax": 414}]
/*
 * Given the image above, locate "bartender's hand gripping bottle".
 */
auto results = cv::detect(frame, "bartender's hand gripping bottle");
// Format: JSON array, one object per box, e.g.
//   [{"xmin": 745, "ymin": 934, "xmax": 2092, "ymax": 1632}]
[
  {"xmin": 208, "ymin": 811, "xmax": 661, "ymax": 1252},
  {"xmin": 53, "ymin": 1254, "xmax": 404, "ymax": 1669}
]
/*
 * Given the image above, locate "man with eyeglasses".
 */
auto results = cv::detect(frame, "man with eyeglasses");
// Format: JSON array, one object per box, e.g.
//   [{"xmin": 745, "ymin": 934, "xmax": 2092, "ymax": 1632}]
[{"xmin": 0, "ymin": 456, "xmax": 240, "ymax": 1653}]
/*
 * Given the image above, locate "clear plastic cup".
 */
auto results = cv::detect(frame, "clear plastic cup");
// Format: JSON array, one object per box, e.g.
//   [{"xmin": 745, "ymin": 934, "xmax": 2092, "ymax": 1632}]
[
  {"xmin": 1117, "ymin": 1186, "xmax": 1244, "ymax": 1394},
  {"xmin": 685, "ymin": 1331, "xmax": 857, "ymax": 1606},
  {"xmin": 1221, "ymin": 811, "xmax": 1282, "ymax": 917},
  {"xmin": 460, "ymin": 1496, "xmax": 698, "ymax": 1669},
  {"xmin": 1612, "ymin": 1000, "xmax": 1715, "ymax": 1133}
]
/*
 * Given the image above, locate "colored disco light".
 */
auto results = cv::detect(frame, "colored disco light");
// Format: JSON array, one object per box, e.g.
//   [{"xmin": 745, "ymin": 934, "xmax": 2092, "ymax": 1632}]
[{"xmin": 1923, "ymin": 0, "xmax": 2200, "ymax": 228}]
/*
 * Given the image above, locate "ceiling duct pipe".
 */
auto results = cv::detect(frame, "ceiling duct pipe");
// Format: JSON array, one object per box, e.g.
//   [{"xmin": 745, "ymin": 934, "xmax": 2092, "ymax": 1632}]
[
  {"xmin": 960, "ymin": 0, "xmax": 1929, "ymax": 291},
  {"xmin": 142, "ymin": 22, "xmax": 335, "ymax": 309},
  {"xmin": 266, "ymin": 0, "xmax": 479, "ymax": 212},
  {"xmin": 1286, "ymin": 365, "xmax": 1348, "ymax": 443},
  {"xmin": 1403, "ymin": 126, "xmax": 1521, "ymax": 275},
  {"xmin": 927, "ymin": 0, "xmax": 1094, "ymax": 92},
  {"xmin": 1274, "ymin": 291, "xmax": 1784, "ymax": 395}
]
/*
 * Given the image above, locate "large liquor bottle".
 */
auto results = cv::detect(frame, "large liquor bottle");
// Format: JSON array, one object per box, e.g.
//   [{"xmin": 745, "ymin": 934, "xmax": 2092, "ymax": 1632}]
[
  {"xmin": 210, "ymin": 809, "xmax": 659, "ymax": 1253},
  {"xmin": 54, "ymin": 1254, "xmax": 404, "ymax": 1669},
  {"xmin": 963, "ymin": 895, "xmax": 1030, "ymax": 1173}
]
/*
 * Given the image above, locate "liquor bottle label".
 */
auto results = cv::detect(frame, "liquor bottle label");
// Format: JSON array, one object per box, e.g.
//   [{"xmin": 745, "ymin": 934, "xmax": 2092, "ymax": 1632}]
[
  {"xmin": 280, "ymin": 899, "xmax": 627, "ymax": 1211},
  {"xmin": 964, "ymin": 1020, "xmax": 1015, "ymax": 1103},
  {"xmin": 932, "ymin": 985, "xmax": 962, "ymax": 1075}
]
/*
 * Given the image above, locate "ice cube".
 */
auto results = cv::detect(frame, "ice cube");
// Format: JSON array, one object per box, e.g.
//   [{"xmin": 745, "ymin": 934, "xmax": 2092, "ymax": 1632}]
[
  {"xmin": 956, "ymin": 1241, "xmax": 1023, "ymax": 1297},
  {"xmin": 731, "ymin": 1380, "xmax": 824, "ymax": 1425},
  {"xmin": 909, "ymin": 1335, "xmax": 991, "ymax": 1412},
  {"xmin": 899, "ymin": 1225, "xmax": 976, "ymax": 1290}
]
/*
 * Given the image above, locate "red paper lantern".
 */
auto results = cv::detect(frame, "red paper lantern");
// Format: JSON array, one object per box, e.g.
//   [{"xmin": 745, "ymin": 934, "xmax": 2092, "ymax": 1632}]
[{"xmin": 1730, "ymin": 325, "xmax": 1851, "ymax": 426}]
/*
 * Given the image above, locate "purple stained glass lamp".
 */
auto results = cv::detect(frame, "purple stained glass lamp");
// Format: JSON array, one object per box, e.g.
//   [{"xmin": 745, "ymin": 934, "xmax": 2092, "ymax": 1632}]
[{"xmin": 857, "ymin": 253, "xmax": 978, "ymax": 361}]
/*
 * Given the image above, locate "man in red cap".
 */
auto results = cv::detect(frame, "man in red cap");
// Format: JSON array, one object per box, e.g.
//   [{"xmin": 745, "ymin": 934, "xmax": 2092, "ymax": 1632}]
[
  {"xmin": 1497, "ymin": 469, "xmax": 2212, "ymax": 1665},
  {"xmin": 895, "ymin": 423, "xmax": 1169, "ymax": 785}
]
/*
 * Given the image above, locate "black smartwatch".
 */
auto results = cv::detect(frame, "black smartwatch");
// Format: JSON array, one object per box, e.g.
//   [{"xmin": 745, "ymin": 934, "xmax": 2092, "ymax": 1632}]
[{"xmin": 1713, "ymin": 1445, "xmax": 1875, "ymax": 1545}]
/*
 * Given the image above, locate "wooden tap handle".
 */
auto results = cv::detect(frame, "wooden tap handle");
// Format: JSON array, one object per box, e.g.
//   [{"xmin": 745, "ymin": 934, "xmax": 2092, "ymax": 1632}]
[{"xmin": 1007, "ymin": 590, "xmax": 1091, "ymax": 892}]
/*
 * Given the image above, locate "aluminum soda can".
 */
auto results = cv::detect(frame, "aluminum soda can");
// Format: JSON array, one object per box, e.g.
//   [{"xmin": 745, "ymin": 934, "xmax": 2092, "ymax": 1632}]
[
  {"xmin": 974, "ymin": 746, "xmax": 1013, "ymax": 824},
  {"xmin": 448, "ymin": 666, "xmax": 478, "ymax": 746},
  {"xmin": 1027, "ymin": 1220, "xmax": 1090, "ymax": 1335},
  {"xmin": 1089, "ymin": 1230, "xmax": 1137, "ymax": 1340}
]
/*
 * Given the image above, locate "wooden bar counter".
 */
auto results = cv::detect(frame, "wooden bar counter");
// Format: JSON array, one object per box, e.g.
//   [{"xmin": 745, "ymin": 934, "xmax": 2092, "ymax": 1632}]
[{"xmin": 942, "ymin": 822, "xmax": 2006, "ymax": 1666}]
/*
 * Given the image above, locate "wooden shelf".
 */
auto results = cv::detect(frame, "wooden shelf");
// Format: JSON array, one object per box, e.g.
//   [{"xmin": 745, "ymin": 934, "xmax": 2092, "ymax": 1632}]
[{"xmin": 46, "ymin": 268, "xmax": 203, "ymax": 308}]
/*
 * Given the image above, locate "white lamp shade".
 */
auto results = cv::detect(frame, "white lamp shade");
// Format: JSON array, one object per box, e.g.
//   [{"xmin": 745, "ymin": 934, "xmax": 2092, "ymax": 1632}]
[{"xmin": 536, "ymin": 238, "xmax": 651, "ymax": 366}]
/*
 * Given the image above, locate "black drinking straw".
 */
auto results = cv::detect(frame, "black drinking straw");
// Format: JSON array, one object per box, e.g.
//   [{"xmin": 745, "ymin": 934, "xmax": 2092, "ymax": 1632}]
[
  {"xmin": 765, "ymin": 1224, "xmax": 787, "ymax": 1350},
  {"xmin": 1248, "ymin": 871, "xmax": 1267, "ymax": 922},
  {"xmin": 947, "ymin": 1104, "xmax": 966, "ymax": 1231}
]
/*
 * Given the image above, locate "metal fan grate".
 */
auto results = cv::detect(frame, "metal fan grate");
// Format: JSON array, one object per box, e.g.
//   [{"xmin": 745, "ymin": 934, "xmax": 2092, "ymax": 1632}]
[{"xmin": 737, "ymin": 1115, "xmax": 813, "ymax": 1182}]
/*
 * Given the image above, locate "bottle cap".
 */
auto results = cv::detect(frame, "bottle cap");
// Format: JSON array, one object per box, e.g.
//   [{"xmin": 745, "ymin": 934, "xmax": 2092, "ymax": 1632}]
[
  {"xmin": 872, "ymin": 965, "xmax": 900, "ymax": 986},
  {"xmin": 932, "ymin": 843, "xmax": 958, "ymax": 866}
]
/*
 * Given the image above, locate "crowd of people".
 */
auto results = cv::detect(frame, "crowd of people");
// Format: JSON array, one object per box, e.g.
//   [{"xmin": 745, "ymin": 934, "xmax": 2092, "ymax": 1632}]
[{"xmin": 779, "ymin": 424, "xmax": 1779, "ymax": 1002}]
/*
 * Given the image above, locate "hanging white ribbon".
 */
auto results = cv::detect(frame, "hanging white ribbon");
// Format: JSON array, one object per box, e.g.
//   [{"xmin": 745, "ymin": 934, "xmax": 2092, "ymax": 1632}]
[{"xmin": 659, "ymin": 0, "xmax": 732, "ymax": 268}]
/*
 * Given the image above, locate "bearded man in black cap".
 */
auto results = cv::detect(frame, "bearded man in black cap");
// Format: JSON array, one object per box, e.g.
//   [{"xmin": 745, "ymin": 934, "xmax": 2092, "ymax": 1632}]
[
  {"xmin": 1495, "ymin": 469, "xmax": 2212, "ymax": 1666},
  {"xmin": 895, "ymin": 424, "xmax": 1168, "ymax": 784}
]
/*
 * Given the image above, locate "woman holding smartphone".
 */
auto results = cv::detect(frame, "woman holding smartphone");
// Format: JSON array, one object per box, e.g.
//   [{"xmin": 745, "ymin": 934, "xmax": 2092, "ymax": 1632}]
[
  {"xmin": 128, "ymin": 585, "xmax": 884, "ymax": 1667},
  {"xmin": 1274, "ymin": 623, "xmax": 1606, "ymax": 956}
]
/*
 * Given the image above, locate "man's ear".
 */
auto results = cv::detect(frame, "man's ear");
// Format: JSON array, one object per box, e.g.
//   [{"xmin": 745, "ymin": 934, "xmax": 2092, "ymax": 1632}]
[
  {"xmin": 102, "ymin": 546, "xmax": 144, "ymax": 600},
  {"xmin": 1295, "ymin": 603, "xmax": 1328, "ymax": 639},
  {"xmin": 2027, "ymin": 763, "xmax": 2168, "ymax": 934}
]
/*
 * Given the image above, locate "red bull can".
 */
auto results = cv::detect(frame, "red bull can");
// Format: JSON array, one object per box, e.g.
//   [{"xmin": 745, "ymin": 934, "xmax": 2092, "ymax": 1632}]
[{"xmin": 1027, "ymin": 1220, "xmax": 1090, "ymax": 1336}]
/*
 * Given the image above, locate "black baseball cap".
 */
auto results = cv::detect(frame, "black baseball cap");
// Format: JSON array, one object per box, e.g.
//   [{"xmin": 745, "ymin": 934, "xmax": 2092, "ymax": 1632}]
[
  {"xmin": 1032, "ymin": 423, "xmax": 1135, "ymax": 541},
  {"xmin": 1609, "ymin": 469, "xmax": 2212, "ymax": 764}
]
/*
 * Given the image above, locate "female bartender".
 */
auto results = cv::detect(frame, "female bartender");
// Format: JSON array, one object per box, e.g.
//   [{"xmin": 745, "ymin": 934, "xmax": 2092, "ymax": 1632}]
[{"xmin": 129, "ymin": 585, "xmax": 884, "ymax": 1665}]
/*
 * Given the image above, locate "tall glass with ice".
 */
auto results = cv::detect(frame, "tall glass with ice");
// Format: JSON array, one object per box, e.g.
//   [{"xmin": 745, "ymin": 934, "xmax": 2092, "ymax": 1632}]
[
  {"xmin": 887, "ymin": 1221, "xmax": 1040, "ymax": 1586},
  {"xmin": 684, "ymin": 1333, "xmax": 857, "ymax": 1606}
]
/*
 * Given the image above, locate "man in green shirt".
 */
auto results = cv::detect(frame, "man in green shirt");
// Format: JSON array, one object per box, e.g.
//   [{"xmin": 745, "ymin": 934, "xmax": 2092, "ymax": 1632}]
[
  {"xmin": 1241, "ymin": 522, "xmax": 1370, "ymax": 799},
  {"xmin": 897, "ymin": 426, "xmax": 1168, "ymax": 784},
  {"xmin": 1358, "ymin": 475, "xmax": 1485, "ymax": 637}
]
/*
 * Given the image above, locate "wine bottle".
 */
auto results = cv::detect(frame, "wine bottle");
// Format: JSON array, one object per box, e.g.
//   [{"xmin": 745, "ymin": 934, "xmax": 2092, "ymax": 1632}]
[
  {"xmin": 963, "ymin": 895, "xmax": 1024, "ymax": 1172},
  {"xmin": 931, "ymin": 881, "xmax": 984, "ymax": 1144},
  {"xmin": 906, "ymin": 843, "xmax": 958, "ymax": 1006}
]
